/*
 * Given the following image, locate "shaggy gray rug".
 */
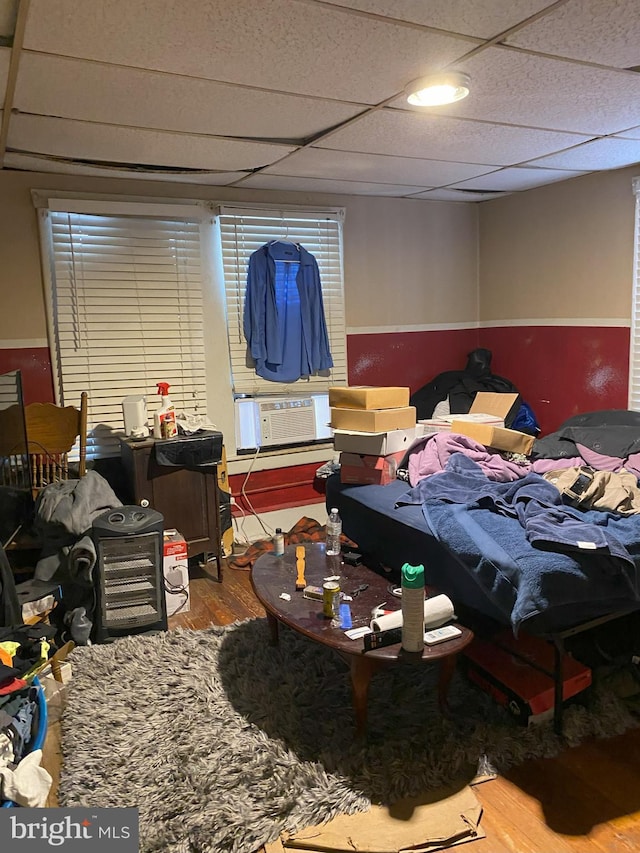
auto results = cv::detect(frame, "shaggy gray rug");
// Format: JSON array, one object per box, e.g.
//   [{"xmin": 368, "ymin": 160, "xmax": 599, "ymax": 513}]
[{"xmin": 59, "ymin": 618, "xmax": 638, "ymax": 853}]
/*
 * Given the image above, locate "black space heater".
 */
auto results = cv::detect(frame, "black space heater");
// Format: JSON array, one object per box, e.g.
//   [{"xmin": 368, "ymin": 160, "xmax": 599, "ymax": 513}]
[{"xmin": 91, "ymin": 505, "xmax": 167, "ymax": 643}]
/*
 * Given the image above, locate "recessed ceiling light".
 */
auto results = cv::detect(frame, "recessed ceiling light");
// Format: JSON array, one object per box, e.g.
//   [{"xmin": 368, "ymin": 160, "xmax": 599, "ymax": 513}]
[{"xmin": 405, "ymin": 72, "xmax": 471, "ymax": 107}]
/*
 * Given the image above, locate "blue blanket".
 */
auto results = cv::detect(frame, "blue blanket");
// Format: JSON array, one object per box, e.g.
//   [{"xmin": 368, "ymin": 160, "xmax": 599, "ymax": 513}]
[{"xmin": 398, "ymin": 454, "xmax": 640, "ymax": 632}]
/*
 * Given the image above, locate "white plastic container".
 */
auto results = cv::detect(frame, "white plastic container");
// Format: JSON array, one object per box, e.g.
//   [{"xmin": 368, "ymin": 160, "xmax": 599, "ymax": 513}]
[
  {"xmin": 401, "ymin": 562, "xmax": 425, "ymax": 652},
  {"xmin": 273, "ymin": 527, "xmax": 285, "ymax": 557}
]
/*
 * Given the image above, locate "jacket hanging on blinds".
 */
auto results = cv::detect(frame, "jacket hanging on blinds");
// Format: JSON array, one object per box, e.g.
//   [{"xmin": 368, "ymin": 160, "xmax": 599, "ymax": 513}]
[{"xmin": 243, "ymin": 241, "xmax": 333, "ymax": 383}]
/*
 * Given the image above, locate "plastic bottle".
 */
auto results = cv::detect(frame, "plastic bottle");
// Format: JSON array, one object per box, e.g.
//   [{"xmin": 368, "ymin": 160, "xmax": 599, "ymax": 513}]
[
  {"xmin": 153, "ymin": 382, "xmax": 177, "ymax": 439},
  {"xmin": 401, "ymin": 562, "xmax": 425, "ymax": 652},
  {"xmin": 326, "ymin": 507, "xmax": 342, "ymax": 556},
  {"xmin": 273, "ymin": 527, "xmax": 285, "ymax": 557}
]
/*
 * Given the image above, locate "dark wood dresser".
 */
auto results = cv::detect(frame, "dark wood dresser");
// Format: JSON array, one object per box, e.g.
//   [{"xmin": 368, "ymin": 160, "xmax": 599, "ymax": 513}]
[{"xmin": 120, "ymin": 437, "xmax": 222, "ymax": 579}]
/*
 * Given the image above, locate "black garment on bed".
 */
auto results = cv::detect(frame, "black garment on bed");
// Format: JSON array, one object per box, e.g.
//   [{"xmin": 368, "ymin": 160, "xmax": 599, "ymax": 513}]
[
  {"xmin": 410, "ymin": 348, "xmax": 520, "ymax": 422},
  {"xmin": 532, "ymin": 410, "xmax": 640, "ymax": 460}
]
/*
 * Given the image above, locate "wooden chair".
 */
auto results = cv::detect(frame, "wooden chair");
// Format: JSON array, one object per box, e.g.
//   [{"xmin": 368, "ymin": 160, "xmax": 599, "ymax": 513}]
[
  {"xmin": 0, "ymin": 393, "xmax": 89, "ymax": 498},
  {"xmin": 22, "ymin": 392, "xmax": 88, "ymax": 498}
]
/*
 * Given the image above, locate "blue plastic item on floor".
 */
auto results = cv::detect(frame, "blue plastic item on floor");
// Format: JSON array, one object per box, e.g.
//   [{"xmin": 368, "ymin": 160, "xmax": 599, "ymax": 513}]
[{"xmin": 1, "ymin": 676, "xmax": 48, "ymax": 808}]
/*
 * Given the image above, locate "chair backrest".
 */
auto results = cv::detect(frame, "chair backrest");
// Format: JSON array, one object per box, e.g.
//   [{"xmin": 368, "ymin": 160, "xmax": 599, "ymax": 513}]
[{"xmin": 22, "ymin": 392, "xmax": 88, "ymax": 497}]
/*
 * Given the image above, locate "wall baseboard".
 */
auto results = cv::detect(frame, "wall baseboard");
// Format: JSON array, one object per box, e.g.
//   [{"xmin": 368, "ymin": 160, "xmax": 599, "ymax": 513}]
[{"xmin": 231, "ymin": 503, "xmax": 327, "ymax": 545}]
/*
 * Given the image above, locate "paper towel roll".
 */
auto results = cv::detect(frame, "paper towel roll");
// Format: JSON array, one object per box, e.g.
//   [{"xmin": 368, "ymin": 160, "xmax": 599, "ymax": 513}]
[
  {"xmin": 371, "ymin": 609, "xmax": 403, "ymax": 632},
  {"xmin": 423, "ymin": 594, "xmax": 456, "ymax": 628},
  {"xmin": 371, "ymin": 594, "xmax": 455, "ymax": 632}
]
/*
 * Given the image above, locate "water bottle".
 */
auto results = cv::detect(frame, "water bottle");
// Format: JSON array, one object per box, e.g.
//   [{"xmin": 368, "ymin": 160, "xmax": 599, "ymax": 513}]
[
  {"xmin": 326, "ymin": 507, "xmax": 342, "ymax": 556},
  {"xmin": 401, "ymin": 562, "xmax": 425, "ymax": 652}
]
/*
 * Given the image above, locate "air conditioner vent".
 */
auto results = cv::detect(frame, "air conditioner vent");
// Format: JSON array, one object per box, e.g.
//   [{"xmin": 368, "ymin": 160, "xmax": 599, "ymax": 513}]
[{"xmin": 259, "ymin": 397, "xmax": 316, "ymax": 444}]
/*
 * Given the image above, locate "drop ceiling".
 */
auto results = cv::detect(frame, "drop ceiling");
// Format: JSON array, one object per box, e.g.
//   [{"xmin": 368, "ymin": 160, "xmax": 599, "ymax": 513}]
[{"xmin": 1, "ymin": 0, "xmax": 639, "ymax": 201}]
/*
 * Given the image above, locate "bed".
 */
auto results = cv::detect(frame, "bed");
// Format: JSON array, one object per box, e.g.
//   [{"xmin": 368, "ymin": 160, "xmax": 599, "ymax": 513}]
[{"xmin": 325, "ymin": 411, "xmax": 640, "ymax": 732}]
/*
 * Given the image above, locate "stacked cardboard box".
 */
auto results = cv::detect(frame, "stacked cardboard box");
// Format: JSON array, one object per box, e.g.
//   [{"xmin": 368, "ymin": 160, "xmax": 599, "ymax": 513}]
[{"xmin": 329, "ymin": 387, "xmax": 417, "ymax": 485}]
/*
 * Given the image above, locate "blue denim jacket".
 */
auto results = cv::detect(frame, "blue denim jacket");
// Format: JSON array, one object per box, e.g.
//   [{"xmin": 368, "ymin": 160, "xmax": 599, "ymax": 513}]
[{"xmin": 243, "ymin": 241, "xmax": 333, "ymax": 383}]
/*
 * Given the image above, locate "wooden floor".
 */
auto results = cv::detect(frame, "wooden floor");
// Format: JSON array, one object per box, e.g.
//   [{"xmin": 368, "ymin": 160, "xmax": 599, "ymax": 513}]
[{"xmin": 47, "ymin": 563, "xmax": 640, "ymax": 852}]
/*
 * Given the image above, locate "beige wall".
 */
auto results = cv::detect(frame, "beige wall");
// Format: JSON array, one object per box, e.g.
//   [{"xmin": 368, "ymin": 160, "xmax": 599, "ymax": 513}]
[
  {"xmin": 479, "ymin": 166, "xmax": 637, "ymax": 322},
  {"xmin": 0, "ymin": 170, "xmax": 479, "ymax": 344},
  {"xmin": 343, "ymin": 196, "xmax": 478, "ymax": 327}
]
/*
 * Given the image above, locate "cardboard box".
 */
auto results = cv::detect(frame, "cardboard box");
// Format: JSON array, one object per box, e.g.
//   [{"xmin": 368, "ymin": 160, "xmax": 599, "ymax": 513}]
[
  {"xmin": 163, "ymin": 529, "xmax": 190, "ymax": 617},
  {"xmin": 329, "ymin": 386, "xmax": 410, "ymax": 410},
  {"xmin": 462, "ymin": 630, "xmax": 592, "ymax": 725},
  {"xmin": 339, "ymin": 449, "xmax": 407, "ymax": 485},
  {"xmin": 419, "ymin": 413, "xmax": 504, "ymax": 436},
  {"xmin": 333, "ymin": 426, "xmax": 418, "ymax": 455},
  {"xmin": 331, "ymin": 406, "xmax": 416, "ymax": 433},
  {"xmin": 469, "ymin": 391, "xmax": 520, "ymax": 422},
  {"xmin": 451, "ymin": 420, "xmax": 534, "ymax": 454}
]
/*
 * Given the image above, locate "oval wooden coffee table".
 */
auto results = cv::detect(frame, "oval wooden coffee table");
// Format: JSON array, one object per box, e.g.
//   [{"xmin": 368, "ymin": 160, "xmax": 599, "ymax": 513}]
[{"xmin": 250, "ymin": 542, "xmax": 473, "ymax": 736}]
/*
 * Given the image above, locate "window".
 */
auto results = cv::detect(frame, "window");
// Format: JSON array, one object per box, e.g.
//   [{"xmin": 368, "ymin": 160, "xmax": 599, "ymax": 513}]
[
  {"xmin": 36, "ymin": 196, "xmax": 347, "ymax": 461},
  {"xmin": 630, "ymin": 177, "xmax": 640, "ymax": 410},
  {"xmin": 218, "ymin": 206, "xmax": 347, "ymax": 395},
  {"xmin": 38, "ymin": 201, "xmax": 208, "ymax": 457}
]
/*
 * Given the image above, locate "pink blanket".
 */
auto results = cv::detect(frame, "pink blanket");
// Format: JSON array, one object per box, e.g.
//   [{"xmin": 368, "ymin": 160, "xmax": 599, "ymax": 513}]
[{"xmin": 408, "ymin": 432, "xmax": 530, "ymax": 486}]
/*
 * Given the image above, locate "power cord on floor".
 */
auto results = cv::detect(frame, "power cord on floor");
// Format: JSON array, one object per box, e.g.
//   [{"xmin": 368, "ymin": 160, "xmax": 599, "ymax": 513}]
[{"xmin": 238, "ymin": 444, "xmax": 274, "ymax": 539}]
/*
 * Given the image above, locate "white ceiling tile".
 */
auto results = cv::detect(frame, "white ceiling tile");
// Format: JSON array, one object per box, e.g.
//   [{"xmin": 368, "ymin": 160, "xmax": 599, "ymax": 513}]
[
  {"xmin": 615, "ymin": 126, "xmax": 640, "ymax": 140},
  {"xmin": 316, "ymin": 109, "xmax": 591, "ymax": 166},
  {"xmin": 14, "ymin": 53, "xmax": 365, "ymax": 140},
  {"xmin": 0, "ymin": 0, "xmax": 16, "ymax": 38},
  {"xmin": 4, "ymin": 151, "xmax": 246, "ymax": 184},
  {"xmin": 238, "ymin": 173, "xmax": 429, "ymax": 196},
  {"xmin": 410, "ymin": 188, "xmax": 509, "ymax": 202},
  {"xmin": 261, "ymin": 147, "xmax": 499, "ymax": 185},
  {"xmin": 0, "ymin": 45, "xmax": 10, "ymax": 96},
  {"xmin": 23, "ymin": 0, "xmax": 475, "ymax": 104},
  {"xmin": 449, "ymin": 166, "xmax": 590, "ymax": 192},
  {"xmin": 525, "ymin": 137, "xmax": 640, "ymax": 171},
  {"xmin": 8, "ymin": 114, "xmax": 295, "ymax": 171},
  {"xmin": 391, "ymin": 47, "xmax": 640, "ymax": 136},
  {"xmin": 505, "ymin": 0, "xmax": 640, "ymax": 68},
  {"xmin": 325, "ymin": 0, "xmax": 553, "ymax": 39}
]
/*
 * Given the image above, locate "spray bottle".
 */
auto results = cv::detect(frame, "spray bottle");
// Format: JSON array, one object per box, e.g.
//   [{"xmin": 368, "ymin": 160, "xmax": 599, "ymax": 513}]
[{"xmin": 154, "ymin": 382, "xmax": 177, "ymax": 439}]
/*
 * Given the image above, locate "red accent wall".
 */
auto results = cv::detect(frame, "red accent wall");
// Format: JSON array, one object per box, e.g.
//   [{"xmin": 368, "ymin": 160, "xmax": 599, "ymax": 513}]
[
  {"xmin": 229, "ymin": 462, "xmax": 326, "ymax": 515},
  {"xmin": 479, "ymin": 325, "xmax": 630, "ymax": 435},
  {"xmin": 0, "ymin": 347, "xmax": 54, "ymax": 404},
  {"xmin": 1, "ymin": 326, "xmax": 631, "ymax": 510},
  {"xmin": 347, "ymin": 328, "xmax": 480, "ymax": 393}
]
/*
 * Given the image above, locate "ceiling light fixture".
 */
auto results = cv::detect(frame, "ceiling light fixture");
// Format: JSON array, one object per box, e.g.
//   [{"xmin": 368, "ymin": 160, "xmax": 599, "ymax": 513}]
[{"xmin": 405, "ymin": 71, "xmax": 471, "ymax": 107}]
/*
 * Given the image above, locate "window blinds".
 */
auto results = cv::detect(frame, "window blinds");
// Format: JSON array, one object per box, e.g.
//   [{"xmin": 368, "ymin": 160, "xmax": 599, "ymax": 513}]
[
  {"xmin": 45, "ymin": 211, "xmax": 207, "ymax": 457},
  {"xmin": 630, "ymin": 178, "xmax": 640, "ymax": 411},
  {"xmin": 218, "ymin": 208, "xmax": 347, "ymax": 396}
]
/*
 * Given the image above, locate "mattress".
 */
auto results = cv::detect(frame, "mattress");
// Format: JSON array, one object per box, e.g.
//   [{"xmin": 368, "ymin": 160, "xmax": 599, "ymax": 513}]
[{"xmin": 325, "ymin": 473, "xmax": 640, "ymax": 636}]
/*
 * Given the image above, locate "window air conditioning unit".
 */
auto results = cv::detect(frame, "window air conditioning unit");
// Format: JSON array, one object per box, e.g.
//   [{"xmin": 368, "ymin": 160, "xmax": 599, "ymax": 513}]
[{"xmin": 235, "ymin": 394, "xmax": 332, "ymax": 450}]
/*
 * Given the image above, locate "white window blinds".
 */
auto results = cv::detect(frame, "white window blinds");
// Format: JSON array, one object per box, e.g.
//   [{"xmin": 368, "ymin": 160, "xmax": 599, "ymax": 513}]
[
  {"xmin": 43, "ymin": 210, "xmax": 207, "ymax": 457},
  {"xmin": 630, "ymin": 177, "xmax": 640, "ymax": 410},
  {"xmin": 218, "ymin": 207, "xmax": 347, "ymax": 396}
]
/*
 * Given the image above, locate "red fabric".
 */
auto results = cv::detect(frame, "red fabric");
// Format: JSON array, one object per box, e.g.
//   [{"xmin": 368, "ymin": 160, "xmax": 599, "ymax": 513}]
[{"xmin": 0, "ymin": 677, "xmax": 27, "ymax": 695}]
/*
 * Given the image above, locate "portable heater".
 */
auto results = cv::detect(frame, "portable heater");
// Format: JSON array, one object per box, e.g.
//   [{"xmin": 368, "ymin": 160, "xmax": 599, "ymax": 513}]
[{"xmin": 91, "ymin": 505, "xmax": 167, "ymax": 642}]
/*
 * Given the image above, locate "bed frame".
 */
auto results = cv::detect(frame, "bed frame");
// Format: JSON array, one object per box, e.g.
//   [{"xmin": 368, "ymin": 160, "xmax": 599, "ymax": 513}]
[{"xmin": 325, "ymin": 474, "xmax": 640, "ymax": 735}]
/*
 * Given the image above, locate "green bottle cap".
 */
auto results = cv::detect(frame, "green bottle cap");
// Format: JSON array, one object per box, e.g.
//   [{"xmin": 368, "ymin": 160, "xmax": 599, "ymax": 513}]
[{"xmin": 401, "ymin": 562, "xmax": 425, "ymax": 589}]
